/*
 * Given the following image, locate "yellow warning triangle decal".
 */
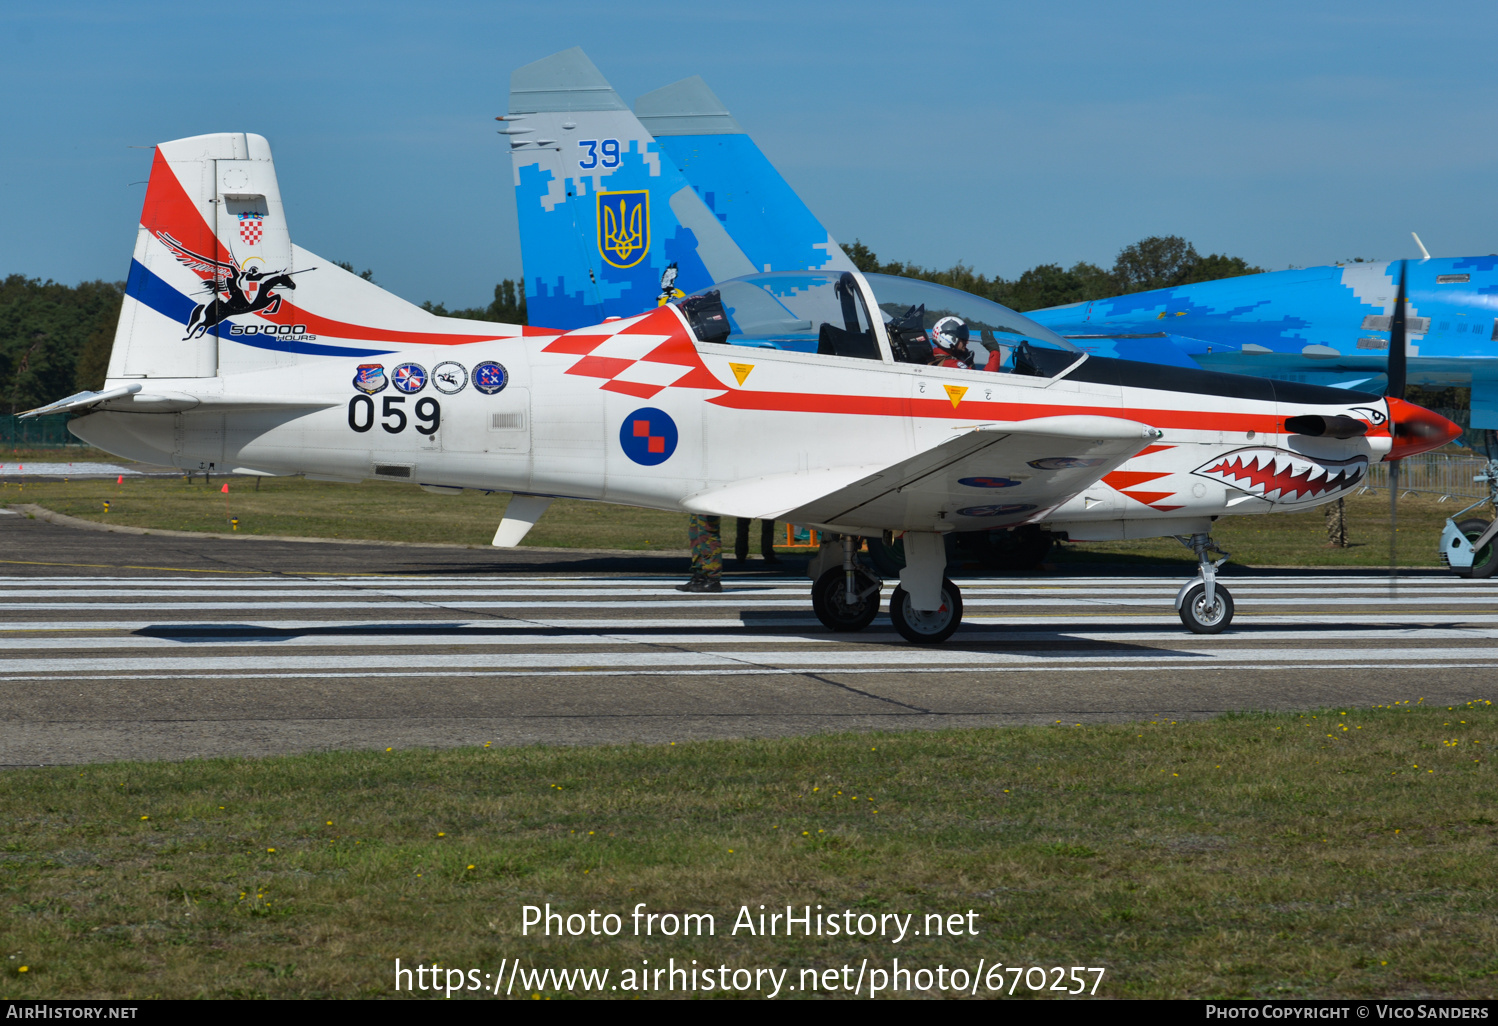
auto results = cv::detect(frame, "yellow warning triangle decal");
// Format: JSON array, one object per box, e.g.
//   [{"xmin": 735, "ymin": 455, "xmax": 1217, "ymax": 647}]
[
  {"xmin": 729, "ymin": 362, "xmax": 754, "ymax": 386},
  {"xmin": 944, "ymin": 384, "xmax": 968, "ymax": 408}
]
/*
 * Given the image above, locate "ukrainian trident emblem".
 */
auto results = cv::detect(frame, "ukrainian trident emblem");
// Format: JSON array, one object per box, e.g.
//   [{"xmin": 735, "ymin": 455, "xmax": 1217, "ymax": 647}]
[{"xmin": 598, "ymin": 191, "xmax": 649, "ymax": 269}]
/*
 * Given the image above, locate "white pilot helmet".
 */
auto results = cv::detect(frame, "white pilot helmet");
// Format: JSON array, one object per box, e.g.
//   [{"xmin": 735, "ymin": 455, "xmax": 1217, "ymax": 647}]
[{"xmin": 931, "ymin": 316, "xmax": 970, "ymax": 349}]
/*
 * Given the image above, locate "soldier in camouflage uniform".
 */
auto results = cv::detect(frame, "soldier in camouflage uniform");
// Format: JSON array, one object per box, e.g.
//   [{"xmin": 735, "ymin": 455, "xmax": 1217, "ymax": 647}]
[
  {"xmin": 1324, "ymin": 497, "xmax": 1347, "ymax": 548},
  {"xmin": 678, "ymin": 514, "xmax": 723, "ymax": 592}
]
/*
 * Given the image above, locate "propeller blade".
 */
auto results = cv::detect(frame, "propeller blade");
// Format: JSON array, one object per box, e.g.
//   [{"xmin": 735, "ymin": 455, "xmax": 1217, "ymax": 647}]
[
  {"xmin": 1385, "ymin": 259, "xmax": 1408, "ymax": 594},
  {"xmin": 1388, "ymin": 260, "xmax": 1407, "ymax": 401}
]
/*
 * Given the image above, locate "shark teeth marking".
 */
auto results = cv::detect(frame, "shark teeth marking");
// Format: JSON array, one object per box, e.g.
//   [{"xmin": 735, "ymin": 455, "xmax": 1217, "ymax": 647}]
[{"xmin": 1192, "ymin": 446, "xmax": 1367, "ymax": 503}]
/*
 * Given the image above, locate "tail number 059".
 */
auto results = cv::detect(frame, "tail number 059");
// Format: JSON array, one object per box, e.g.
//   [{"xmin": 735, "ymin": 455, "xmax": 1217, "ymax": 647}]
[{"xmin": 348, "ymin": 395, "xmax": 440, "ymax": 436}]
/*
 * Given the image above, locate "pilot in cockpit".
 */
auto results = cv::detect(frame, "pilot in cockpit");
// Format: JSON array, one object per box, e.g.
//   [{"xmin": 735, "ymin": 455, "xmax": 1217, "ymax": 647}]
[{"xmin": 928, "ymin": 316, "xmax": 977, "ymax": 369}]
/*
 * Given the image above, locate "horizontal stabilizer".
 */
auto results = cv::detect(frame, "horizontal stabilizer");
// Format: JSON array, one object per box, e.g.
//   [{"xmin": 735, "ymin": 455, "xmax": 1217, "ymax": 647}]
[{"xmin": 19, "ymin": 384, "xmax": 142, "ymax": 419}]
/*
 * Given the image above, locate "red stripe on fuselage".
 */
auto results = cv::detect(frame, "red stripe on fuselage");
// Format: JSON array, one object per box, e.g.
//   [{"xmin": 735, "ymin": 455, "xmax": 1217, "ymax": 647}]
[{"xmin": 706, "ymin": 387, "xmax": 1384, "ymax": 438}]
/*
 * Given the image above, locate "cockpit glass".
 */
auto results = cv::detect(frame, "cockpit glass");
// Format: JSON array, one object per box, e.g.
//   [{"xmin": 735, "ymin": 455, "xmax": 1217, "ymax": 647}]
[
  {"xmin": 675, "ymin": 271, "xmax": 880, "ymax": 361},
  {"xmin": 864, "ymin": 273, "xmax": 1082, "ymax": 375}
]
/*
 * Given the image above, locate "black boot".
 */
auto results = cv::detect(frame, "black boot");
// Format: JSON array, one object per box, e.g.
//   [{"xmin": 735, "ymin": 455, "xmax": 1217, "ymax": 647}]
[{"xmin": 675, "ymin": 576, "xmax": 722, "ymax": 593}]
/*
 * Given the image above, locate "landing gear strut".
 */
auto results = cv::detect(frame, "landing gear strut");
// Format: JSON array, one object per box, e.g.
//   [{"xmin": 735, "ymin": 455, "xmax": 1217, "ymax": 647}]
[
  {"xmin": 890, "ymin": 531, "xmax": 963, "ymax": 644},
  {"xmin": 1174, "ymin": 532, "xmax": 1234, "ymax": 634},
  {"xmin": 810, "ymin": 534, "xmax": 882, "ymax": 632}
]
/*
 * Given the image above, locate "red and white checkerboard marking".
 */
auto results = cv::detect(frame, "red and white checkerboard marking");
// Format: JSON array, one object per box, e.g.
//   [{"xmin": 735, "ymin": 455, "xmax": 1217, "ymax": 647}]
[
  {"xmin": 540, "ymin": 306, "xmax": 725, "ymax": 399},
  {"xmin": 237, "ymin": 214, "xmax": 264, "ymax": 245},
  {"xmin": 631, "ymin": 417, "xmax": 668, "ymax": 453}
]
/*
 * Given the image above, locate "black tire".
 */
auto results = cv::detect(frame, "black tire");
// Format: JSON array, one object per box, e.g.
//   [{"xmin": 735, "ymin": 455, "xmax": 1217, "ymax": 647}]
[
  {"xmin": 889, "ymin": 579, "xmax": 963, "ymax": 645},
  {"xmin": 1178, "ymin": 582, "xmax": 1234, "ymax": 634},
  {"xmin": 1451, "ymin": 518, "xmax": 1498, "ymax": 579},
  {"xmin": 811, "ymin": 566, "xmax": 881, "ymax": 632}
]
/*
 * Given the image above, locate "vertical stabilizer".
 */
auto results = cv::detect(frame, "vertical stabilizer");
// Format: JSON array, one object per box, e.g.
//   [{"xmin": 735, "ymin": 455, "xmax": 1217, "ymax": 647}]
[
  {"xmin": 635, "ymin": 77, "xmax": 854, "ymax": 275},
  {"xmin": 508, "ymin": 48, "xmax": 755, "ymax": 331},
  {"xmin": 108, "ymin": 133, "xmax": 520, "ymax": 384}
]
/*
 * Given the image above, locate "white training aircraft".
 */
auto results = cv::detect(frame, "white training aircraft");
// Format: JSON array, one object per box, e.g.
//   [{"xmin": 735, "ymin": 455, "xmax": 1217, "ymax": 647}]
[{"xmin": 25, "ymin": 133, "xmax": 1459, "ymax": 643}]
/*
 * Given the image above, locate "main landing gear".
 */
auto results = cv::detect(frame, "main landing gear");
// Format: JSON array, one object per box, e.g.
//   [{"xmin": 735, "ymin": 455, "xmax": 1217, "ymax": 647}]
[
  {"xmin": 810, "ymin": 531, "xmax": 965, "ymax": 644},
  {"xmin": 1174, "ymin": 532, "xmax": 1234, "ymax": 634}
]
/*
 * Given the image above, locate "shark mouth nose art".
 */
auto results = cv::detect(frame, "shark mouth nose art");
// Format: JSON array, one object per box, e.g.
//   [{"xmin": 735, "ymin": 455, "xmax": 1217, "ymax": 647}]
[{"xmin": 1193, "ymin": 447, "xmax": 1368, "ymax": 503}]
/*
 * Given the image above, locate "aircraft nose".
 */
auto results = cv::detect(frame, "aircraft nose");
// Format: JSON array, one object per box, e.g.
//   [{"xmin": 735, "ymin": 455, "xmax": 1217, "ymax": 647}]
[{"xmin": 1384, "ymin": 396, "xmax": 1462, "ymax": 461}]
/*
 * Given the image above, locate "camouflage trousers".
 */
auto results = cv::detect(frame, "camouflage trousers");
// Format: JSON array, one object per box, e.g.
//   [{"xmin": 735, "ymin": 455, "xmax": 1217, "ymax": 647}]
[
  {"xmin": 688, "ymin": 514, "xmax": 723, "ymax": 580},
  {"xmin": 1324, "ymin": 497, "xmax": 1347, "ymax": 547}
]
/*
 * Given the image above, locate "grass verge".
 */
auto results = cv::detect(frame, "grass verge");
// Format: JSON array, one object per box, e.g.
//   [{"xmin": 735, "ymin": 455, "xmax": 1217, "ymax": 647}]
[
  {"xmin": 4, "ymin": 471, "xmax": 1483, "ymax": 567},
  {"xmin": 2, "ymin": 702, "xmax": 1494, "ymax": 999}
]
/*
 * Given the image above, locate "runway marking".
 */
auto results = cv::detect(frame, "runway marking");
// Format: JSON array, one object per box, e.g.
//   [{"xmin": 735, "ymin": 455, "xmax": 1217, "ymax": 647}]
[
  {"xmin": 6, "ymin": 662, "xmax": 1498, "ymax": 684},
  {"xmin": 4, "ymin": 646, "xmax": 1494, "ymax": 675}
]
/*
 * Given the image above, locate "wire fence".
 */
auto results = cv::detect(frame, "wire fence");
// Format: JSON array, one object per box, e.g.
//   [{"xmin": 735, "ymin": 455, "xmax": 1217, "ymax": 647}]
[
  {"xmin": 1362, "ymin": 453, "xmax": 1496, "ymax": 501},
  {"xmin": 0, "ymin": 415, "xmax": 84, "ymax": 448}
]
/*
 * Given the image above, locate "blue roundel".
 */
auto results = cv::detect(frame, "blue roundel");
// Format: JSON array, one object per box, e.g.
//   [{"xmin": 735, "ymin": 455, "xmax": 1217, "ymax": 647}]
[
  {"xmin": 392, "ymin": 362, "xmax": 427, "ymax": 394},
  {"xmin": 473, "ymin": 361, "xmax": 509, "ymax": 395},
  {"xmin": 959, "ymin": 476, "xmax": 1021, "ymax": 489},
  {"xmin": 620, "ymin": 408, "xmax": 678, "ymax": 466},
  {"xmin": 957, "ymin": 503, "xmax": 1037, "ymax": 518}
]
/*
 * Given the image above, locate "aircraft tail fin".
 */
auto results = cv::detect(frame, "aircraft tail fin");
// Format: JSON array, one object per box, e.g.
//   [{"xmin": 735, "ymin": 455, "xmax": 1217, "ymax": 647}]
[
  {"xmin": 635, "ymin": 76, "xmax": 854, "ymax": 275},
  {"xmin": 508, "ymin": 48, "xmax": 756, "ymax": 331},
  {"xmin": 110, "ymin": 133, "xmax": 519, "ymax": 382}
]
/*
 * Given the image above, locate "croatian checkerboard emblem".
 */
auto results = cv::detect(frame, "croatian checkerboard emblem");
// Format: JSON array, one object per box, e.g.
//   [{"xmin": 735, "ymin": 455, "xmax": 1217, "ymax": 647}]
[
  {"xmin": 620, "ymin": 408, "xmax": 677, "ymax": 466},
  {"xmin": 237, "ymin": 212, "xmax": 264, "ymax": 245}
]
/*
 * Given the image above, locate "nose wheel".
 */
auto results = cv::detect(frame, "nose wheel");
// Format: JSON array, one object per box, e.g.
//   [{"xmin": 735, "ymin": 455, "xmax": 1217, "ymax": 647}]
[
  {"xmin": 1174, "ymin": 532, "xmax": 1234, "ymax": 634},
  {"xmin": 1178, "ymin": 580, "xmax": 1234, "ymax": 634}
]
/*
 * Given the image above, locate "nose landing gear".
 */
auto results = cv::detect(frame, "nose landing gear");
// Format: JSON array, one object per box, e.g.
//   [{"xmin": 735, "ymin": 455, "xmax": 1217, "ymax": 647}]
[
  {"xmin": 811, "ymin": 535, "xmax": 882, "ymax": 632},
  {"xmin": 1175, "ymin": 532, "xmax": 1234, "ymax": 634}
]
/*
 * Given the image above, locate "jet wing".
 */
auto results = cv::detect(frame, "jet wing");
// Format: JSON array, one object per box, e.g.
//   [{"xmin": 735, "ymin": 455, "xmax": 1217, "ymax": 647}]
[{"xmin": 685, "ymin": 416, "xmax": 1161, "ymax": 534}]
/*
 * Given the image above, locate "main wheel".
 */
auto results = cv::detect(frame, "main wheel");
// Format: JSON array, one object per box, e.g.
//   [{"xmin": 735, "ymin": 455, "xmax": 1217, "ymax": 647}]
[
  {"xmin": 888, "ymin": 578, "xmax": 963, "ymax": 645},
  {"xmin": 811, "ymin": 566, "xmax": 881, "ymax": 632},
  {"xmin": 1178, "ymin": 582, "xmax": 1234, "ymax": 634},
  {"xmin": 1451, "ymin": 518, "xmax": 1498, "ymax": 579}
]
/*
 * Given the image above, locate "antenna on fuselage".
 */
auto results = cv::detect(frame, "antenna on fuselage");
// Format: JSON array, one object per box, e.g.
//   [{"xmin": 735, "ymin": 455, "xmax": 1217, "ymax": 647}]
[{"xmin": 1411, "ymin": 232, "xmax": 1431, "ymax": 260}]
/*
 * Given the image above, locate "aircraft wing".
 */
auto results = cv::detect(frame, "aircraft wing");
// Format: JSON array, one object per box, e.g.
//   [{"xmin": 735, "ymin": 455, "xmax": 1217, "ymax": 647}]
[{"xmin": 685, "ymin": 416, "xmax": 1161, "ymax": 534}]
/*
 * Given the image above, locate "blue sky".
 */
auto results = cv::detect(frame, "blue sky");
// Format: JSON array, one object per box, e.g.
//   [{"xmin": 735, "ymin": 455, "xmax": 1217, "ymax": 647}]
[{"xmin": 3, "ymin": 0, "xmax": 1496, "ymax": 309}]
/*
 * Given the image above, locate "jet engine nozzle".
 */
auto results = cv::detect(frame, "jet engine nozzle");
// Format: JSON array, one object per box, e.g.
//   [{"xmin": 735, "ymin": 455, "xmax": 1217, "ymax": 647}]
[{"xmin": 1383, "ymin": 396, "xmax": 1462, "ymax": 461}]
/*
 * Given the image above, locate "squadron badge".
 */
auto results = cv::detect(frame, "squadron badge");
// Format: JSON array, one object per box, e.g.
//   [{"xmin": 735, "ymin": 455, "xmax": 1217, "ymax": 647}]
[
  {"xmin": 473, "ymin": 361, "xmax": 509, "ymax": 395},
  {"xmin": 353, "ymin": 364, "xmax": 388, "ymax": 394},
  {"xmin": 392, "ymin": 363, "xmax": 428, "ymax": 394},
  {"xmin": 432, "ymin": 361, "xmax": 467, "ymax": 394}
]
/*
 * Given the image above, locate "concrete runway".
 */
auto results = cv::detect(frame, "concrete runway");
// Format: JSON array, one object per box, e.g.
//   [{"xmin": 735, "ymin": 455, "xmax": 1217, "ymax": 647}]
[{"xmin": 2, "ymin": 511, "xmax": 1495, "ymax": 767}]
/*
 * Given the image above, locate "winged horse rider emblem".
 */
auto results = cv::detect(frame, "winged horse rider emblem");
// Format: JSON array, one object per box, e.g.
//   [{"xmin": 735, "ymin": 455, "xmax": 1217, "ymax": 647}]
[{"xmin": 153, "ymin": 231, "xmax": 312, "ymax": 340}]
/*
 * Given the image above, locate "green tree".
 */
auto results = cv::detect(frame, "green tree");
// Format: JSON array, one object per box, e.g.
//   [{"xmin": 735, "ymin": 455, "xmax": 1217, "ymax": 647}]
[
  {"xmin": 422, "ymin": 280, "xmax": 528, "ymax": 325},
  {"xmin": 333, "ymin": 261, "xmax": 376, "ymax": 283},
  {"xmin": 0, "ymin": 275, "xmax": 125, "ymax": 410}
]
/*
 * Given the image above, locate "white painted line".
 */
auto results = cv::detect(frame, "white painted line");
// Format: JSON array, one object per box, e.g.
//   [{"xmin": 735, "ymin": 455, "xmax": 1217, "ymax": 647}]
[
  {"xmin": 2, "ymin": 646, "xmax": 1494, "ymax": 674},
  {"xmin": 5, "ymin": 662, "xmax": 1498, "ymax": 683}
]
